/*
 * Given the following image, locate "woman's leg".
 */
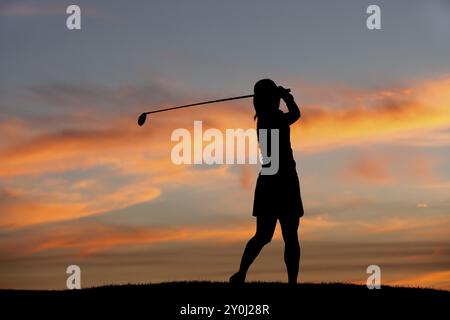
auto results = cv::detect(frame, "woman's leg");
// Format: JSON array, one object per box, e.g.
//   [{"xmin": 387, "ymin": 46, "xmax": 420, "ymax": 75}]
[
  {"xmin": 230, "ymin": 216, "xmax": 277, "ymax": 283},
  {"xmin": 279, "ymin": 216, "xmax": 300, "ymax": 285}
]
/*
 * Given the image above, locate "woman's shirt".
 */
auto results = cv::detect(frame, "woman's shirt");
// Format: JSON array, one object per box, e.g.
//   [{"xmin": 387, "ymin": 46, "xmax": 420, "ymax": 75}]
[{"xmin": 257, "ymin": 110, "xmax": 296, "ymax": 173}]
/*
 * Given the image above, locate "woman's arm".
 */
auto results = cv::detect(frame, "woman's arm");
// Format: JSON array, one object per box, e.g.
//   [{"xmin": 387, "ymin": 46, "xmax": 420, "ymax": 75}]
[{"xmin": 280, "ymin": 87, "xmax": 300, "ymax": 125}]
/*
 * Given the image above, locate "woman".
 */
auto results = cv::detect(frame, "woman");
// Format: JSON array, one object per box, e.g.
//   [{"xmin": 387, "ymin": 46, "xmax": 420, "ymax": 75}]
[{"xmin": 230, "ymin": 79, "xmax": 304, "ymax": 285}]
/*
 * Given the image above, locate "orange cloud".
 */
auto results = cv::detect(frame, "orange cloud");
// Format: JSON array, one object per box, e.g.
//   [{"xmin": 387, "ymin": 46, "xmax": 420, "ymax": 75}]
[
  {"xmin": 291, "ymin": 76, "xmax": 450, "ymax": 151},
  {"xmin": 401, "ymin": 155, "xmax": 441, "ymax": 184},
  {"xmin": 2, "ymin": 77, "xmax": 449, "ymax": 178},
  {"xmin": 342, "ymin": 155, "xmax": 392, "ymax": 185},
  {"xmin": 0, "ymin": 221, "xmax": 255, "ymax": 258},
  {"xmin": 0, "ymin": 77, "xmax": 449, "ymax": 230},
  {"xmin": 388, "ymin": 270, "xmax": 450, "ymax": 290},
  {"xmin": 338, "ymin": 152, "xmax": 442, "ymax": 186},
  {"xmin": 0, "ymin": 213, "xmax": 360, "ymax": 258},
  {"xmin": 356, "ymin": 215, "xmax": 450, "ymax": 240},
  {"xmin": 0, "ymin": 124, "xmax": 160, "ymax": 177},
  {"xmin": 0, "ymin": 184, "xmax": 160, "ymax": 229}
]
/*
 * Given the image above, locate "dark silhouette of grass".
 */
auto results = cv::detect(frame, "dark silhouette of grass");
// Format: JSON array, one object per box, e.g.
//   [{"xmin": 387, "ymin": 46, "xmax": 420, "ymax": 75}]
[{"xmin": 1, "ymin": 281, "xmax": 448, "ymax": 318}]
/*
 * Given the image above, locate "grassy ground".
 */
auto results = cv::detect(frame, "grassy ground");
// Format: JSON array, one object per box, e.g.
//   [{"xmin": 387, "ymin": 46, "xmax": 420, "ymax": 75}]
[{"xmin": 1, "ymin": 281, "xmax": 449, "ymax": 318}]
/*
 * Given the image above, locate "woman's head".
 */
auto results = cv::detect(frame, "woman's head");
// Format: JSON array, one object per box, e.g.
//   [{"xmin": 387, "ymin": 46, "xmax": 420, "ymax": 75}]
[{"xmin": 253, "ymin": 79, "xmax": 280, "ymax": 119}]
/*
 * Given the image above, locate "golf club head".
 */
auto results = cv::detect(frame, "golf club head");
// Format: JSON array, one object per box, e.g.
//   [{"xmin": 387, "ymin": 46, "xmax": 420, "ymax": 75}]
[{"xmin": 137, "ymin": 113, "xmax": 147, "ymax": 126}]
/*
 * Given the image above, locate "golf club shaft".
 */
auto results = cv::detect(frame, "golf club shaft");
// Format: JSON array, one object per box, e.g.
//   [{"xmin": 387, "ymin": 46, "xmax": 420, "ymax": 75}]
[
  {"xmin": 137, "ymin": 88, "xmax": 291, "ymax": 126},
  {"xmin": 143, "ymin": 94, "xmax": 254, "ymax": 116}
]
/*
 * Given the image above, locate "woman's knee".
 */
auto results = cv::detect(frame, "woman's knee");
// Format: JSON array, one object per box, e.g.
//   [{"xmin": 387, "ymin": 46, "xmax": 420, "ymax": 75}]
[
  {"xmin": 253, "ymin": 217, "xmax": 276, "ymax": 245},
  {"xmin": 253, "ymin": 232, "xmax": 273, "ymax": 246},
  {"xmin": 280, "ymin": 218, "xmax": 299, "ymax": 243},
  {"xmin": 283, "ymin": 232, "xmax": 299, "ymax": 246}
]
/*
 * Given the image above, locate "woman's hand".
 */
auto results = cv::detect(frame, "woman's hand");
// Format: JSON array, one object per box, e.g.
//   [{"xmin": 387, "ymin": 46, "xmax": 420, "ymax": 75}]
[
  {"xmin": 279, "ymin": 86, "xmax": 300, "ymax": 124},
  {"xmin": 278, "ymin": 86, "xmax": 294, "ymax": 102}
]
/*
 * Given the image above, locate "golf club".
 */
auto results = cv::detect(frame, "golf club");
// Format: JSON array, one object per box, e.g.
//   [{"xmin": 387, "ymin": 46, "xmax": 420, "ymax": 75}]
[{"xmin": 137, "ymin": 89, "xmax": 291, "ymax": 126}]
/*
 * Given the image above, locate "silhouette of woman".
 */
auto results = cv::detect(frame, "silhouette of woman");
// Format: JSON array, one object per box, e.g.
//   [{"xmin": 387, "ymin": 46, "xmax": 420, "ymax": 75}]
[{"xmin": 230, "ymin": 79, "xmax": 304, "ymax": 285}]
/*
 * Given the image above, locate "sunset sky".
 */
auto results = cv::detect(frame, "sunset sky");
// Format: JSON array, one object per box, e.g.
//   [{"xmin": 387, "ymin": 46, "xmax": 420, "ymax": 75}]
[{"xmin": 1, "ymin": 0, "xmax": 449, "ymax": 290}]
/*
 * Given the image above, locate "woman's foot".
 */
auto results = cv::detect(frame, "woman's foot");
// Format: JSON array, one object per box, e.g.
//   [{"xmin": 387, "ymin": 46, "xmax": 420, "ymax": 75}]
[{"xmin": 229, "ymin": 271, "xmax": 246, "ymax": 284}]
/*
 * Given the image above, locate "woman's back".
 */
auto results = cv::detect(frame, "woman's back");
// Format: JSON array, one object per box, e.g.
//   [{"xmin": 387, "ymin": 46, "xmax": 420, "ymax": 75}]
[{"xmin": 257, "ymin": 110, "xmax": 296, "ymax": 172}]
